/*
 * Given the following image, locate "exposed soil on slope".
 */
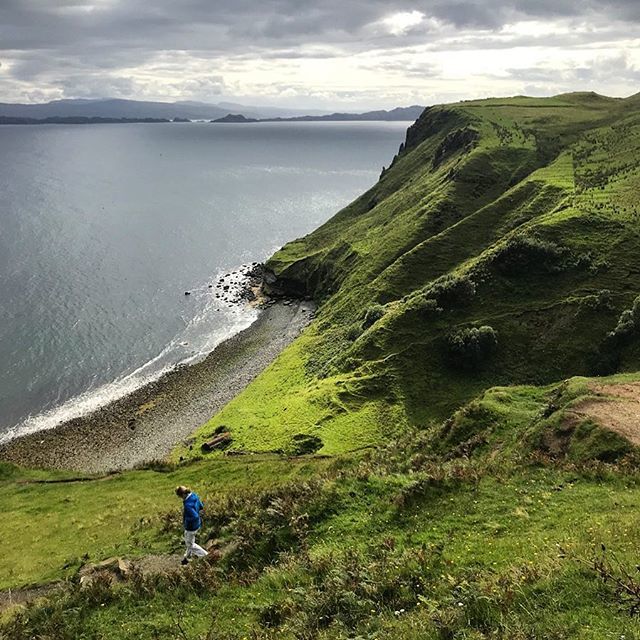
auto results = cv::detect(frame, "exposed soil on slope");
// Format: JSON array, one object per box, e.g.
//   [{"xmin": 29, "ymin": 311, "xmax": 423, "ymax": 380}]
[
  {"xmin": 0, "ymin": 553, "xmax": 191, "ymax": 614},
  {"xmin": 566, "ymin": 382, "xmax": 640, "ymax": 446},
  {"xmin": 0, "ymin": 582, "xmax": 63, "ymax": 614}
]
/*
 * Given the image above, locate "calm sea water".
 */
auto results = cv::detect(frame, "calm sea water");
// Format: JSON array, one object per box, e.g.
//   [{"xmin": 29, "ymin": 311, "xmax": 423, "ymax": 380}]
[{"xmin": 0, "ymin": 121, "xmax": 407, "ymax": 439}]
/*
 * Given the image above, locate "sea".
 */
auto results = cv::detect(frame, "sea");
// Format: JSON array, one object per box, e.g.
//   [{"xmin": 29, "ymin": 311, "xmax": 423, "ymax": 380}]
[{"xmin": 0, "ymin": 120, "xmax": 408, "ymax": 440}]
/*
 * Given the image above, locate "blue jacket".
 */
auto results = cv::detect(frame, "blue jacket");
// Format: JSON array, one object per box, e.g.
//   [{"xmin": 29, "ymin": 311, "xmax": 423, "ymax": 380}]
[{"xmin": 183, "ymin": 492, "xmax": 204, "ymax": 531}]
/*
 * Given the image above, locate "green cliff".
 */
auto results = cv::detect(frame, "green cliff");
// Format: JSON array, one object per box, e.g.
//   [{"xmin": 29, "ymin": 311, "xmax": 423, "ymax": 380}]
[{"xmin": 188, "ymin": 91, "xmax": 640, "ymax": 456}]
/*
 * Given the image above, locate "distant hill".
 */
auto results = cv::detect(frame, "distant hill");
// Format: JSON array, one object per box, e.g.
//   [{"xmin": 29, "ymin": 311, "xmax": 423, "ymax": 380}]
[
  {"xmin": 0, "ymin": 115, "xmax": 170, "ymax": 125},
  {"xmin": 211, "ymin": 113, "xmax": 259, "ymax": 123},
  {"xmin": 211, "ymin": 105, "xmax": 426, "ymax": 123},
  {"xmin": 264, "ymin": 105, "xmax": 425, "ymax": 122},
  {"xmin": 0, "ymin": 98, "xmax": 229, "ymax": 121},
  {"xmin": 0, "ymin": 99, "xmax": 425, "ymax": 124}
]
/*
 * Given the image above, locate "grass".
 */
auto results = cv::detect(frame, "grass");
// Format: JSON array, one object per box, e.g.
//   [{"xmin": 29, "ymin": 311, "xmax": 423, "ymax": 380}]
[
  {"xmin": 174, "ymin": 335, "xmax": 408, "ymax": 459},
  {"xmin": 6, "ymin": 373, "xmax": 640, "ymax": 637},
  {"xmin": 202, "ymin": 91, "xmax": 640, "ymax": 458},
  {"xmin": 6, "ymin": 91, "xmax": 640, "ymax": 637},
  {"xmin": 0, "ymin": 456, "xmax": 327, "ymax": 589}
]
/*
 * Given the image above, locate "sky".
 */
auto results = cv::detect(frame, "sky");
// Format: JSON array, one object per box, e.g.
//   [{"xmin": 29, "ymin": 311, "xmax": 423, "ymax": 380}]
[{"xmin": 0, "ymin": 0, "xmax": 639, "ymax": 110}]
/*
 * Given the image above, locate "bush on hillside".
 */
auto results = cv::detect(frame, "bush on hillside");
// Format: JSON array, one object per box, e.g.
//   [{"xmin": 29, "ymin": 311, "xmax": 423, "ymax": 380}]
[
  {"xmin": 608, "ymin": 295, "xmax": 640, "ymax": 345},
  {"xmin": 446, "ymin": 325, "xmax": 498, "ymax": 372},
  {"xmin": 423, "ymin": 273, "xmax": 476, "ymax": 309},
  {"xmin": 492, "ymin": 235, "xmax": 569, "ymax": 276},
  {"xmin": 362, "ymin": 304, "xmax": 385, "ymax": 329},
  {"xmin": 588, "ymin": 294, "xmax": 640, "ymax": 375},
  {"xmin": 581, "ymin": 289, "xmax": 615, "ymax": 313},
  {"xmin": 346, "ymin": 323, "xmax": 363, "ymax": 341},
  {"xmin": 415, "ymin": 297, "xmax": 443, "ymax": 319}
]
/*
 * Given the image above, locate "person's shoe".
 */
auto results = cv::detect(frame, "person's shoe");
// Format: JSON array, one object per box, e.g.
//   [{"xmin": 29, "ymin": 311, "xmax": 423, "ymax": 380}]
[{"xmin": 181, "ymin": 558, "xmax": 189, "ymax": 566}]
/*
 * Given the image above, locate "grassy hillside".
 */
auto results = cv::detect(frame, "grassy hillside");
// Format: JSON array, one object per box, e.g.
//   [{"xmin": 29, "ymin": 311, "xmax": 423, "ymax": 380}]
[
  {"xmin": 183, "ymin": 91, "xmax": 640, "ymax": 458},
  {"xmin": 0, "ymin": 457, "xmax": 326, "ymax": 590},
  {"xmin": 5, "ymin": 92, "xmax": 640, "ymax": 638},
  {"xmin": 6, "ymin": 373, "xmax": 640, "ymax": 638}
]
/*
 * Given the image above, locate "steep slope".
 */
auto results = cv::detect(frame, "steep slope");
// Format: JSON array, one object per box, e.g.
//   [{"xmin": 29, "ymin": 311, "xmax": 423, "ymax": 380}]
[
  {"xmin": 185, "ymin": 92, "xmax": 640, "ymax": 457},
  {"xmin": 7, "ymin": 93, "xmax": 640, "ymax": 640}
]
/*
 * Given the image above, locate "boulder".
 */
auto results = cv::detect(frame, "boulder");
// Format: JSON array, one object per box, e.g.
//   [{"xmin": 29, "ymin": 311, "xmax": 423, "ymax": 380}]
[{"xmin": 78, "ymin": 557, "xmax": 131, "ymax": 587}]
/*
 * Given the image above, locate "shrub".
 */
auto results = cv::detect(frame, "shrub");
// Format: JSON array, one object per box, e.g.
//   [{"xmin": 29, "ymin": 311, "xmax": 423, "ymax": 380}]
[
  {"xmin": 608, "ymin": 294, "xmax": 640, "ymax": 344},
  {"xmin": 362, "ymin": 304, "xmax": 385, "ymax": 329},
  {"xmin": 581, "ymin": 289, "xmax": 615, "ymax": 312},
  {"xmin": 423, "ymin": 273, "xmax": 476, "ymax": 309},
  {"xmin": 492, "ymin": 235, "xmax": 569, "ymax": 275},
  {"xmin": 589, "ymin": 294, "xmax": 640, "ymax": 374},
  {"xmin": 446, "ymin": 326, "xmax": 498, "ymax": 371},
  {"xmin": 415, "ymin": 297, "xmax": 443, "ymax": 319},
  {"xmin": 346, "ymin": 323, "xmax": 363, "ymax": 341}
]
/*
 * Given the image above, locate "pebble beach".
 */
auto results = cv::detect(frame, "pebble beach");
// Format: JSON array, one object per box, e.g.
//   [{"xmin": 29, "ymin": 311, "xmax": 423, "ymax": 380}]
[{"xmin": 0, "ymin": 298, "xmax": 314, "ymax": 473}]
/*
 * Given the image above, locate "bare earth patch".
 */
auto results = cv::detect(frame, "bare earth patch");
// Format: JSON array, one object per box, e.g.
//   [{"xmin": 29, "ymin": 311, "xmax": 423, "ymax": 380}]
[
  {"xmin": 0, "ymin": 554, "xmax": 187, "ymax": 614},
  {"xmin": 0, "ymin": 582, "xmax": 62, "ymax": 614},
  {"xmin": 566, "ymin": 382, "xmax": 640, "ymax": 446}
]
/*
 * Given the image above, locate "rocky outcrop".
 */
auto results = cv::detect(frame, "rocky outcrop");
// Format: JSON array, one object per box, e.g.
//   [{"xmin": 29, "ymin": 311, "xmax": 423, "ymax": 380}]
[
  {"xmin": 78, "ymin": 557, "xmax": 131, "ymax": 588},
  {"xmin": 432, "ymin": 127, "xmax": 479, "ymax": 168}
]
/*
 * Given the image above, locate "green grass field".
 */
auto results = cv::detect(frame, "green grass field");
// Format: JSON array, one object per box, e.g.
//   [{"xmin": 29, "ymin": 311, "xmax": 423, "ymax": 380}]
[
  {"xmin": 184, "ymin": 91, "xmax": 640, "ymax": 460},
  {"xmin": 0, "ymin": 457, "xmax": 327, "ymax": 589},
  {"xmin": 6, "ymin": 373, "xmax": 640, "ymax": 638}
]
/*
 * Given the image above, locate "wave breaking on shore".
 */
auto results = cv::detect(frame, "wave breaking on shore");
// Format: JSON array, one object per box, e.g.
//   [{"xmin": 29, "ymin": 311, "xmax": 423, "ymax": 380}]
[{"xmin": 0, "ymin": 264, "xmax": 265, "ymax": 445}]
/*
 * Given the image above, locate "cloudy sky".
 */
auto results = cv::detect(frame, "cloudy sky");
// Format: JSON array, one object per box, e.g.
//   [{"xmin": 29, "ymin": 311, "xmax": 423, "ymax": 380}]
[{"xmin": 1, "ymin": 0, "xmax": 639, "ymax": 109}]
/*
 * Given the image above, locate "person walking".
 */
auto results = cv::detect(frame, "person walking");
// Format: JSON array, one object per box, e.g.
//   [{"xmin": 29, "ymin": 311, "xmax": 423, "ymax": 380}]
[{"xmin": 175, "ymin": 485, "xmax": 208, "ymax": 565}]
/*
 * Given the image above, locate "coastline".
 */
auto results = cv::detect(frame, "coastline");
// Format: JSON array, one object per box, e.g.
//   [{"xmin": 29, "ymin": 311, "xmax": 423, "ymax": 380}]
[{"xmin": 0, "ymin": 299, "xmax": 314, "ymax": 473}]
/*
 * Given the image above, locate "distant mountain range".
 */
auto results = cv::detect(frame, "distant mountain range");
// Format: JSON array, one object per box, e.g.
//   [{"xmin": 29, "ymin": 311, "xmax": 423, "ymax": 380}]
[
  {"xmin": 0, "ymin": 98, "xmax": 425, "ymax": 124},
  {"xmin": 212, "ymin": 106, "xmax": 425, "ymax": 123},
  {"xmin": 0, "ymin": 116, "xmax": 173, "ymax": 125}
]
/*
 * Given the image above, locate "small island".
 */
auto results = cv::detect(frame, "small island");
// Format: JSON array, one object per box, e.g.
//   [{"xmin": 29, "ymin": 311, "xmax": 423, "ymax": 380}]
[{"xmin": 211, "ymin": 113, "xmax": 259, "ymax": 123}]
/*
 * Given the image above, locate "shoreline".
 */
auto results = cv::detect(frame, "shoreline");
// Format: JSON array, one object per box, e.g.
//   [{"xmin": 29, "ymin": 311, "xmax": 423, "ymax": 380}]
[{"xmin": 0, "ymin": 299, "xmax": 314, "ymax": 473}]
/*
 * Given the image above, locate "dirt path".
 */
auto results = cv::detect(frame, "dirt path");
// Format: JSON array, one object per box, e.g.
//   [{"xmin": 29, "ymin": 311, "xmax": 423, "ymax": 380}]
[
  {"xmin": 0, "ymin": 582, "xmax": 63, "ymax": 614},
  {"xmin": 0, "ymin": 553, "xmax": 191, "ymax": 614}
]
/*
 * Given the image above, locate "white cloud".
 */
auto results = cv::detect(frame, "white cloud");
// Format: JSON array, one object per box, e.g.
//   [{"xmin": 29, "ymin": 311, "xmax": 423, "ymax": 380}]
[
  {"xmin": 0, "ymin": 1, "xmax": 639, "ymax": 108},
  {"xmin": 381, "ymin": 10, "xmax": 425, "ymax": 36}
]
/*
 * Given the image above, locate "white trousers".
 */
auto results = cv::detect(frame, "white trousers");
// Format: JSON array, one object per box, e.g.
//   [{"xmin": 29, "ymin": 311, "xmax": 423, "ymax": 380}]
[{"xmin": 183, "ymin": 529, "xmax": 208, "ymax": 559}]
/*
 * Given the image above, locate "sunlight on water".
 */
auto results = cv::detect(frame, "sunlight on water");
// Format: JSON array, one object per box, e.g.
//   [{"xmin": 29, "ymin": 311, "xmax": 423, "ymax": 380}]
[{"xmin": 0, "ymin": 121, "xmax": 408, "ymax": 436}]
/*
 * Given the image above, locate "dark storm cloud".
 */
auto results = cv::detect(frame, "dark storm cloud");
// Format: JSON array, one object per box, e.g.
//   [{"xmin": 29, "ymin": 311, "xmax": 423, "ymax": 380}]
[{"xmin": 2, "ymin": 0, "xmax": 639, "ymax": 55}]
